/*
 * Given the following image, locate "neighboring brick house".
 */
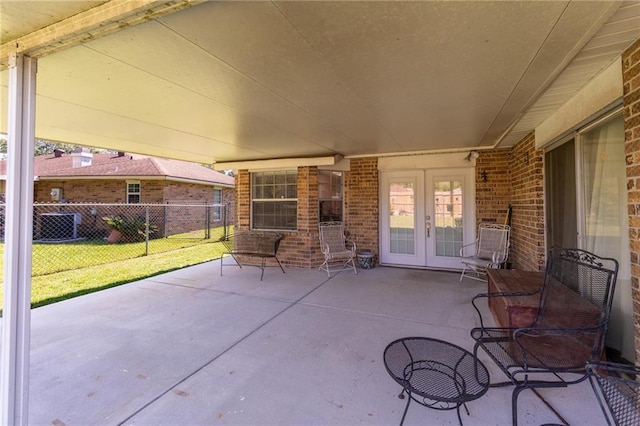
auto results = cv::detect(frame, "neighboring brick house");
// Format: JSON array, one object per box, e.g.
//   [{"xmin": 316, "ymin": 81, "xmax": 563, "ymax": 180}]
[{"xmin": 0, "ymin": 149, "xmax": 235, "ymax": 238}]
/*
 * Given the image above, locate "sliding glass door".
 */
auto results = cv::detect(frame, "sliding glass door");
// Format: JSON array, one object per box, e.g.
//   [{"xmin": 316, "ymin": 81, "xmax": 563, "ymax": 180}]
[{"xmin": 545, "ymin": 113, "xmax": 633, "ymax": 361}]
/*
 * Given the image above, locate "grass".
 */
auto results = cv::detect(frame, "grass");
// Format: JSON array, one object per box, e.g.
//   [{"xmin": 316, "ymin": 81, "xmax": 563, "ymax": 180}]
[{"xmin": 0, "ymin": 228, "xmax": 230, "ymax": 312}]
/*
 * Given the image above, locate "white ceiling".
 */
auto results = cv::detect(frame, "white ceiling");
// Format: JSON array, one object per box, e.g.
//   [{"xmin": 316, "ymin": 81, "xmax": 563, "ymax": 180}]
[{"xmin": 1, "ymin": 1, "xmax": 640, "ymax": 165}]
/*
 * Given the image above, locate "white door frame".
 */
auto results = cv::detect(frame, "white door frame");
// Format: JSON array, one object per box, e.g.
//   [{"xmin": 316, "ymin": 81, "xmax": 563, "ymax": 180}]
[{"xmin": 379, "ymin": 161, "xmax": 476, "ymax": 269}]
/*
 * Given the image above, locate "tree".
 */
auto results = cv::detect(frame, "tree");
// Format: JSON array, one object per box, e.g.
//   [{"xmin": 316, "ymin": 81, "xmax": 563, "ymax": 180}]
[{"xmin": 0, "ymin": 137, "xmax": 108, "ymax": 156}]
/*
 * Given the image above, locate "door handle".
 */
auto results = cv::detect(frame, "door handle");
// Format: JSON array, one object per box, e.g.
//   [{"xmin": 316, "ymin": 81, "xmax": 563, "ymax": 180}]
[{"xmin": 426, "ymin": 222, "xmax": 431, "ymax": 238}]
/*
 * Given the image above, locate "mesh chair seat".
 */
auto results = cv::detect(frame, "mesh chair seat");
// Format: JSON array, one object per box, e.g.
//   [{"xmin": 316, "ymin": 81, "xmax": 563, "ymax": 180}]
[
  {"xmin": 460, "ymin": 223, "xmax": 510, "ymax": 282},
  {"xmin": 318, "ymin": 221, "xmax": 357, "ymax": 277}
]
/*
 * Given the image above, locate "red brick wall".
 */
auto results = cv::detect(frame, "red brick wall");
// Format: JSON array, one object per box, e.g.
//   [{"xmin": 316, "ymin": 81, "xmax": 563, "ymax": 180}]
[
  {"xmin": 475, "ymin": 149, "xmax": 510, "ymax": 224},
  {"xmin": 476, "ymin": 136, "xmax": 545, "ymax": 272},
  {"xmin": 345, "ymin": 158, "xmax": 379, "ymax": 259},
  {"xmin": 236, "ymin": 170, "xmax": 250, "ymax": 230},
  {"xmin": 234, "ymin": 167, "xmax": 321, "ymax": 268},
  {"xmin": 508, "ymin": 133, "xmax": 545, "ymax": 272},
  {"xmin": 234, "ymin": 162, "xmax": 379, "ymax": 268},
  {"xmin": 623, "ymin": 38, "xmax": 640, "ymax": 361},
  {"xmin": 276, "ymin": 167, "xmax": 323, "ymax": 268}
]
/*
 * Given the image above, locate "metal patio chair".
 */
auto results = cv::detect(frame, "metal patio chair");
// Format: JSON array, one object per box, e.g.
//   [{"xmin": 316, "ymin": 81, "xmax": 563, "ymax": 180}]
[
  {"xmin": 459, "ymin": 223, "xmax": 510, "ymax": 282},
  {"xmin": 318, "ymin": 221, "xmax": 357, "ymax": 277},
  {"xmin": 471, "ymin": 247, "xmax": 619, "ymax": 425},
  {"xmin": 587, "ymin": 361, "xmax": 640, "ymax": 426}
]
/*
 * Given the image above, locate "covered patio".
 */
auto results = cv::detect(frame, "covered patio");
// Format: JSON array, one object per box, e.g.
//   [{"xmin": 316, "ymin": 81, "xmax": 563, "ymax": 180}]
[
  {"xmin": 24, "ymin": 262, "xmax": 601, "ymax": 425},
  {"xmin": 3, "ymin": 2, "xmax": 640, "ymax": 424}
]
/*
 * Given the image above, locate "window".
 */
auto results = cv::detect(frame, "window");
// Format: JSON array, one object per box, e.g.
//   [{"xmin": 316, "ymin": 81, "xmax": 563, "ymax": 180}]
[
  {"xmin": 318, "ymin": 170, "xmax": 343, "ymax": 222},
  {"xmin": 251, "ymin": 171, "xmax": 297, "ymax": 230},
  {"xmin": 213, "ymin": 188, "xmax": 222, "ymax": 220},
  {"xmin": 127, "ymin": 181, "xmax": 140, "ymax": 204}
]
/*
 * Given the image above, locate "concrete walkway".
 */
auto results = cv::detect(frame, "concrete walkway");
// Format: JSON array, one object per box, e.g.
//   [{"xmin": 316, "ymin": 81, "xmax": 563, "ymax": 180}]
[{"xmin": 21, "ymin": 261, "xmax": 604, "ymax": 425}]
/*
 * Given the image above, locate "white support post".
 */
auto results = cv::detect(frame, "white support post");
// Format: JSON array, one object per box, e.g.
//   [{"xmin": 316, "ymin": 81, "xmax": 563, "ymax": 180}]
[{"xmin": 0, "ymin": 53, "xmax": 37, "ymax": 426}]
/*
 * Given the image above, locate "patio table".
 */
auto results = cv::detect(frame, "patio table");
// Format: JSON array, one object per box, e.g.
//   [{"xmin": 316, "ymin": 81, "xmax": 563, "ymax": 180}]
[{"xmin": 383, "ymin": 337, "xmax": 489, "ymax": 425}]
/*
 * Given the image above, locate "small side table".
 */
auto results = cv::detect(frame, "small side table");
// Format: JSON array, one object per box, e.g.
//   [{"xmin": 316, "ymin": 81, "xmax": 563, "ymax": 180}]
[{"xmin": 383, "ymin": 337, "xmax": 489, "ymax": 425}]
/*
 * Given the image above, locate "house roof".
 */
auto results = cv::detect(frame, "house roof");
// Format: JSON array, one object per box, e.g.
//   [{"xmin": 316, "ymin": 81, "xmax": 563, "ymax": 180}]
[
  {"xmin": 1, "ymin": 1, "xmax": 639, "ymax": 165},
  {"xmin": 0, "ymin": 152, "xmax": 235, "ymax": 187}
]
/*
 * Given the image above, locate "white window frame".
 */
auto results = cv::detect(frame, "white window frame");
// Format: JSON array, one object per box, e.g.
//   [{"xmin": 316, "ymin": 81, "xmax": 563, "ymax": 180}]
[
  {"xmin": 213, "ymin": 188, "xmax": 222, "ymax": 220},
  {"xmin": 251, "ymin": 170, "xmax": 297, "ymax": 230},
  {"xmin": 126, "ymin": 180, "xmax": 141, "ymax": 204},
  {"xmin": 318, "ymin": 170, "xmax": 343, "ymax": 222}
]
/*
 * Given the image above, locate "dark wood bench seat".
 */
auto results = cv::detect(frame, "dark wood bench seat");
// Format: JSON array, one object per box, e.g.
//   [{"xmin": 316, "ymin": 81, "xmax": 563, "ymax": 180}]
[
  {"xmin": 486, "ymin": 269, "xmax": 601, "ymax": 329},
  {"xmin": 486, "ymin": 269, "xmax": 544, "ymax": 328}
]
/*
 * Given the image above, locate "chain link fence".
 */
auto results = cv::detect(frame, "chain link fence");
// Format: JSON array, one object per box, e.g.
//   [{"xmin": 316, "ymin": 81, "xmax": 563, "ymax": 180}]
[{"xmin": 0, "ymin": 202, "xmax": 229, "ymax": 277}]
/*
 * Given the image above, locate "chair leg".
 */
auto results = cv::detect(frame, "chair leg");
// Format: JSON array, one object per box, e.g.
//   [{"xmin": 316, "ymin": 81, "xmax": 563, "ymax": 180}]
[
  {"xmin": 511, "ymin": 385, "xmax": 526, "ymax": 426},
  {"xmin": 349, "ymin": 257, "xmax": 358, "ymax": 275},
  {"xmin": 275, "ymin": 256, "xmax": 285, "ymax": 274},
  {"xmin": 399, "ymin": 390, "xmax": 412, "ymax": 426},
  {"xmin": 319, "ymin": 259, "xmax": 331, "ymax": 277}
]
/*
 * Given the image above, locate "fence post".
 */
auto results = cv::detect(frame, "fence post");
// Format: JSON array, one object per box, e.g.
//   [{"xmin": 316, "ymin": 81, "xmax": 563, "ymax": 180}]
[
  {"xmin": 205, "ymin": 204, "xmax": 210, "ymax": 240},
  {"xmin": 145, "ymin": 205, "xmax": 150, "ymax": 256},
  {"xmin": 223, "ymin": 204, "xmax": 228, "ymax": 240}
]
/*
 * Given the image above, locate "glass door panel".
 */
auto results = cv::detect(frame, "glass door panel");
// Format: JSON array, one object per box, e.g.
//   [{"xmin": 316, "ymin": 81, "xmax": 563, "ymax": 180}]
[
  {"xmin": 390, "ymin": 182, "xmax": 415, "ymax": 255},
  {"xmin": 380, "ymin": 171, "xmax": 425, "ymax": 266},
  {"xmin": 426, "ymin": 169, "xmax": 475, "ymax": 269},
  {"xmin": 434, "ymin": 179, "xmax": 464, "ymax": 257}
]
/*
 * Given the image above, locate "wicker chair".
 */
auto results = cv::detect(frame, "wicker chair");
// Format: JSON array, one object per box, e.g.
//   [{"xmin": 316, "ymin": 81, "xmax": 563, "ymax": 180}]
[
  {"xmin": 459, "ymin": 223, "xmax": 510, "ymax": 282},
  {"xmin": 318, "ymin": 222, "xmax": 357, "ymax": 277}
]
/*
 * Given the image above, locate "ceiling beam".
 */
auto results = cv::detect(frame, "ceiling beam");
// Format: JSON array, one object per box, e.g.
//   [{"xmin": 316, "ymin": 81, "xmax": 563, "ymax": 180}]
[{"xmin": 0, "ymin": 0, "xmax": 204, "ymax": 69}]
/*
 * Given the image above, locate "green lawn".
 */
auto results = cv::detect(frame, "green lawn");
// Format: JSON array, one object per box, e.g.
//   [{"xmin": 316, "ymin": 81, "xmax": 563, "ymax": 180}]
[{"xmin": 0, "ymin": 231, "xmax": 229, "ymax": 312}]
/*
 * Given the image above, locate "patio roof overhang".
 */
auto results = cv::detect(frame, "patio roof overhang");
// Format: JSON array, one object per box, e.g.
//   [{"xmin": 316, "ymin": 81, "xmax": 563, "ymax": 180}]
[
  {"xmin": 2, "ymin": 2, "xmax": 640, "ymax": 424},
  {"xmin": 2, "ymin": 1, "xmax": 640, "ymax": 165}
]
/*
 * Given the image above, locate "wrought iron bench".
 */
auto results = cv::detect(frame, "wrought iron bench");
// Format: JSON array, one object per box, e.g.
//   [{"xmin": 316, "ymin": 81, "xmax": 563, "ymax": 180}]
[
  {"xmin": 220, "ymin": 232, "xmax": 285, "ymax": 281},
  {"xmin": 471, "ymin": 247, "xmax": 619, "ymax": 425}
]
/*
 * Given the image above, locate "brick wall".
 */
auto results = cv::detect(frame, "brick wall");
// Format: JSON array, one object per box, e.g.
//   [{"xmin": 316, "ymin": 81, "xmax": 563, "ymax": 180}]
[
  {"xmin": 623, "ymin": 38, "xmax": 640, "ymax": 361},
  {"xmin": 276, "ymin": 167, "xmax": 323, "ymax": 268},
  {"xmin": 508, "ymin": 133, "xmax": 546, "ymax": 271},
  {"xmin": 476, "ymin": 134, "xmax": 545, "ymax": 272},
  {"xmin": 345, "ymin": 158, "xmax": 379, "ymax": 258},
  {"xmin": 233, "ymin": 162, "xmax": 379, "ymax": 268},
  {"xmin": 475, "ymin": 149, "xmax": 510, "ymax": 224},
  {"xmin": 236, "ymin": 170, "xmax": 251, "ymax": 230},
  {"xmin": 234, "ymin": 167, "xmax": 321, "ymax": 268}
]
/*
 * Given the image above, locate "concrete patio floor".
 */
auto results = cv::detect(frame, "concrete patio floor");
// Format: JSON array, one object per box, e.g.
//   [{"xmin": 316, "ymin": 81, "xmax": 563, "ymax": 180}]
[{"xmin": 20, "ymin": 261, "xmax": 606, "ymax": 425}]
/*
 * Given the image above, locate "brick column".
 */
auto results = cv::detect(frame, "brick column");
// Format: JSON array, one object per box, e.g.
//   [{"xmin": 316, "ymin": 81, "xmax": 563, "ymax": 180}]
[
  {"xmin": 236, "ymin": 170, "xmax": 250, "ymax": 230},
  {"xmin": 623, "ymin": 38, "xmax": 640, "ymax": 361},
  {"xmin": 345, "ymin": 158, "xmax": 379, "ymax": 259}
]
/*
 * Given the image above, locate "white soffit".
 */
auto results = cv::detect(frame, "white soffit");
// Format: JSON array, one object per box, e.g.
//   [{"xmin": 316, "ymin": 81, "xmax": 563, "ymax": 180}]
[
  {"xmin": 213, "ymin": 155, "xmax": 344, "ymax": 172},
  {"xmin": 502, "ymin": 1, "xmax": 640, "ymax": 148},
  {"xmin": 378, "ymin": 153, "xmax": 476, "ymax": 170},
  {"xmin": 535, "ymin": 60, "xmax": 623, "ymax": 149}
]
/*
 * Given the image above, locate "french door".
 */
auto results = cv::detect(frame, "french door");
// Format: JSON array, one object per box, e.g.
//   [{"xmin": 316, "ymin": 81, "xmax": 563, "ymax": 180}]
[{"xmin": 380, "ymin": 168, "xmax": 475, "ymax": 269}]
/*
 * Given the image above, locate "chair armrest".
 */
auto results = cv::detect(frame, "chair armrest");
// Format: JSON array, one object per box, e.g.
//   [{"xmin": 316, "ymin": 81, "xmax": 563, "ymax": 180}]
[
  {"xmin": 346, "ymin": 239, "xmax": 357, "ymax": 253},
  {"xmin": 460, "ymin": 240, "xmax": 478, "ymax": 257},
  {"xmin": 587, "ymin": 361, "xmax": 640, "ymax": 377},
  {"xmin": 471, "ymin": 289, "xmax": 543, "ymax": 329},
  {"xmin": 513, "ymin": 324, "xmax": 605, "ymax": 370}
]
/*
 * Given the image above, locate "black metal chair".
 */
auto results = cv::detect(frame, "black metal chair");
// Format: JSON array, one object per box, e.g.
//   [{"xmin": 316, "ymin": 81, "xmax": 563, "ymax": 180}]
[
  {"xmin": 471, "ymin": 247, "xmax": 619, "ymax": 425},
  {"xmin": 587, "ymin": 361, "xmax": 640, "ymax": 426}
]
